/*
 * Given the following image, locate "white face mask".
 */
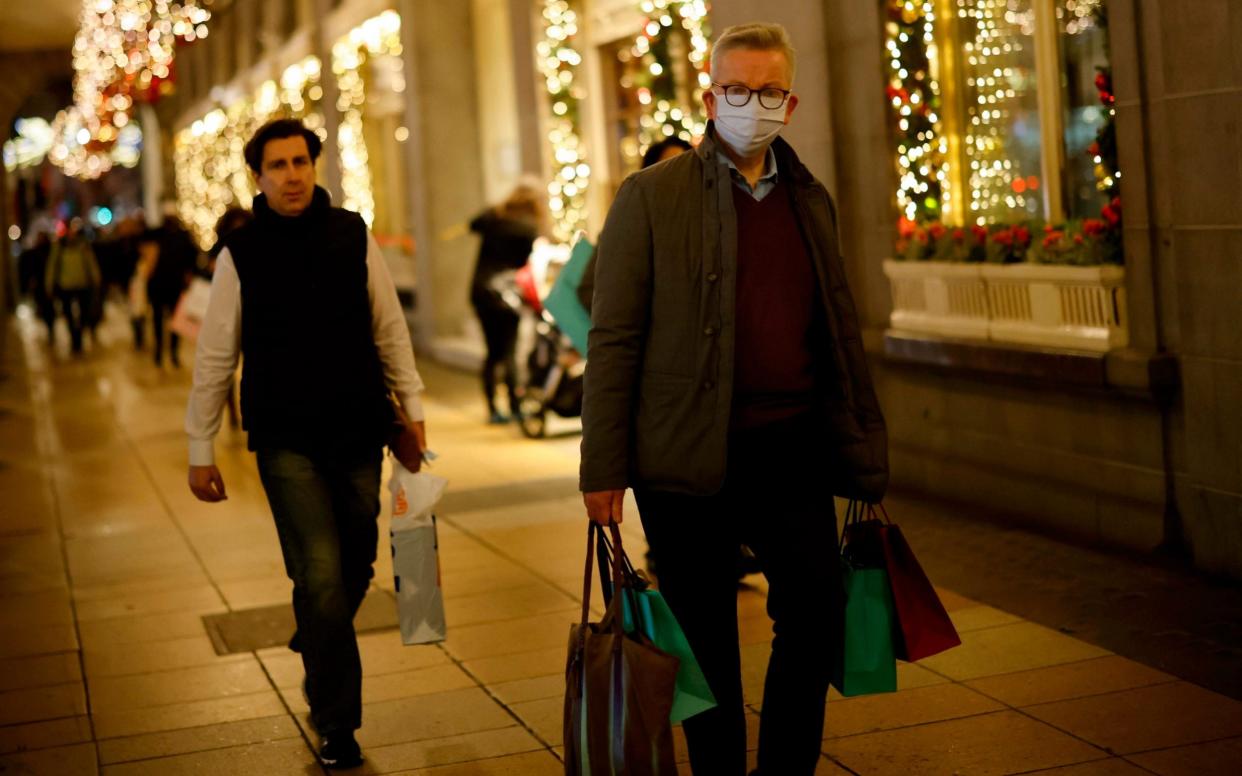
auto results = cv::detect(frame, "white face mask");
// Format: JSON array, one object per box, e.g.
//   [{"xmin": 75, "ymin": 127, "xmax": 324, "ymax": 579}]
[{"xmin": 713, "ymin": 97, "xmax": 787, "ymax": 158}]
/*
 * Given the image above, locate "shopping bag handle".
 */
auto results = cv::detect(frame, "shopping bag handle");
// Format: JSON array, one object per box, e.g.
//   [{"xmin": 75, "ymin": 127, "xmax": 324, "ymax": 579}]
[
  {"xmin": 595, "ymin": 525, "xmax": 648, "ymax": 603},
  {"xmin": 840, "ymin": 499, "xmax": 891, "ymax": 548},
  {"xmin": 579, "ymin": 521, "xmax": 627, "ymax": 640}
]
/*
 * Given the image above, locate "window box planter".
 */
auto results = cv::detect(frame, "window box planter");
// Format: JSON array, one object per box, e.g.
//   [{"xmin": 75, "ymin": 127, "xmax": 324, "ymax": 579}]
[{"xmin": 883, "ymin": 260, "xmax": 1128, "ymax": 352}]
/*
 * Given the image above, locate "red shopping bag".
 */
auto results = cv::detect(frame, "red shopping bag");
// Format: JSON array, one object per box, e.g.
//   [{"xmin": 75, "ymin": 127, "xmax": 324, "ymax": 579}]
[{"xmin": 854, "ymin": 503, "xmax": 961, "ymax": 662}]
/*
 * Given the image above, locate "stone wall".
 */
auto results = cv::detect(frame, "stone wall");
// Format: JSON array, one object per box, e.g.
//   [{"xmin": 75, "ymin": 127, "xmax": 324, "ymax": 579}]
[{"xmin": 1119, "ymin": 0, "xmax": 1242, "ymax": 576}]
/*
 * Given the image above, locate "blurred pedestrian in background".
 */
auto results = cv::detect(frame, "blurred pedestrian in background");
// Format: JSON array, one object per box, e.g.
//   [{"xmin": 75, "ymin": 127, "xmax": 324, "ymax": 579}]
[
  {"xmin": 468, "ymin": 181, "xmax": 544, "ymax": 424},
  {"xmin": 19, "ymin": 232, "xmax": 56, "ymax": 339},
  {"xmin": 144, "ymin": 208, "xmax": 199, "ymax": 368},
  {"xmin": 44, "ymin": 218, "xmax": 101, "ymax": 356}
]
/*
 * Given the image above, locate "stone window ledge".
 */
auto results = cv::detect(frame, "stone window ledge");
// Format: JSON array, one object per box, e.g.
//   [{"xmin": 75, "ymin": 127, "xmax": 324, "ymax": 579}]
[{"xmin": 878, "ymin": 330, "xmax": 1179, "ymax": 404}]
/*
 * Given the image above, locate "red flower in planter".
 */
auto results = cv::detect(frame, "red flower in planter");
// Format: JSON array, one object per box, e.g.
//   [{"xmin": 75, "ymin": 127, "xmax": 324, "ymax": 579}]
[
  {"xmin": 971, "ymin": 224, "xmax": 989, "ymax": 245},
  {"xmin": 1082, "ymin": 218, "xmax": 1109, "ymax": 237},
  {"xmin": 1014, "ymin": 226, "xmax": 1032, "ymax": 247},
  {"xmin": 1101, "ymin": 204, "xmax": 1121, "ymax": 226},
  {"xmin": 915, "ymin": 227, "xmax": 930, "ymax": 244},
  {"xmin": 1042, "ymin": 230, "xmax": 1065, "ymax": 250},
  {"xmin": 928, "ymin": 222, "xmax": 947, "ymax": 241},
  {"xmin": 898, "ymin": 216, "xmax": 918, "ymax": 239},
  {"xmin": 1111, "ymin": 196, "xmax": 1122, "ymax": 212},
  {"xmin": 993, "ymin": 228, "xmax": 1014, "ymax": 247},
  {"xmin": 952, "ymin": 227, "xmax": 966, "ymax": 244},
  {"xmin": 1074, "ymin": 234, "xmax": 1085, "ymax": 245}
]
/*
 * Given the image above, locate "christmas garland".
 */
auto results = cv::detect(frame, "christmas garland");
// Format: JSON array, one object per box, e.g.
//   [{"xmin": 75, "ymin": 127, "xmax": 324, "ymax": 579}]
[
  {"xmin": 537, "ymin": 0, "xmax": 589, "ymax": 242},
  {"xmin": 629, "ymin": 0, "xmax": 711, "ymax": 153}
]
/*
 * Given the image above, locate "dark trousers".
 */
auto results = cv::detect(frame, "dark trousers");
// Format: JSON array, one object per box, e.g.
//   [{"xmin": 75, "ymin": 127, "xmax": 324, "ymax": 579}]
[
  {"xmin": 475, "ymin": 303, "xmax": 520, "ymax": 415},
  {"xmin": 635, "ymin": 415, "xmax": 844, "ymax": 776},
  {"xmin": 150, "ymin": 300, "xmax": 180, "ymax": 366},
  {"xmin": 256, "ymin": 447, "xmax": 382, "ymax": 736},
  {"xmin": 56, "ymin": 289, "xmax": 92, "ymax": 354}
]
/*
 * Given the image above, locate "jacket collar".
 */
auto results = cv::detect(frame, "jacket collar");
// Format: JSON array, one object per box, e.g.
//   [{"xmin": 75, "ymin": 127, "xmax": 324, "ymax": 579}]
[
  {"xmin": 252, "ymin": 185, "xmax": 332, "ymax": 225},
  {"xmin": 697, "ymin": 121, "xmax": 817, "ymax": 187}
]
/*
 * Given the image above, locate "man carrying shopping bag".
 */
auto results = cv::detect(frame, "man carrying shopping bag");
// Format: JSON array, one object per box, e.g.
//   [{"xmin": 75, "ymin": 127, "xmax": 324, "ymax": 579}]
[
  {"xmin": 580, "ymin": 22, "xmax": 887, "ymax": 776},
  {"xmin": 185, "ymin": 118, "xmax": 428, "ymax": 770}
]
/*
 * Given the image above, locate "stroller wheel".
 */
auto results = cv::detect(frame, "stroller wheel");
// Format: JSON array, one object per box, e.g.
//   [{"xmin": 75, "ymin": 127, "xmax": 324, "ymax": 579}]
[{"xmin": 519, "ymin": 397, "xmax": 547, "ymax": 439}]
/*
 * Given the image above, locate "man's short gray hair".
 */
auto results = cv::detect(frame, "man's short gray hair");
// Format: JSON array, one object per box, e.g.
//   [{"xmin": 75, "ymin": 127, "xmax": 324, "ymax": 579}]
[{"xmin": 710, "ymin": 22, "xmax": 797, "ymax": 84}]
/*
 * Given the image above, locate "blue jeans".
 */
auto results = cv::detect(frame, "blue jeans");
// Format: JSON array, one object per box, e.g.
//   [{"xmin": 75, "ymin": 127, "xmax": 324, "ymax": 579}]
[{"xmin": 256, "ymin": 446, "xmax": 382, "ymax": 736}]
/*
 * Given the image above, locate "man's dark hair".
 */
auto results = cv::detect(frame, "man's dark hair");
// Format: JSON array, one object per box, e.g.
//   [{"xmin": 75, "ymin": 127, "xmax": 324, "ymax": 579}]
[
  {"xmin": 641, "ymin": 137, "xmax": 693, "ymax": 170},
  {"xmin": 244, "ymin": 118, "xmax": 322, "ymax": 173}
]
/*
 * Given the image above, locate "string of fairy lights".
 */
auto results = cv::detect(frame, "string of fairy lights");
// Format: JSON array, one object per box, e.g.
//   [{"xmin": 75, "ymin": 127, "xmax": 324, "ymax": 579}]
[
  {"xmin": 54, "ymin": 0, "xmax": 210, "ymax": 179},
  {"xmin": 885, "ymin": 0, "xmax": 947, "ymax": 223},
  {"xmin": 959, "ymin": 0, "xmax": 1038, "ymax": 222},
  {"xmin": 629, "ymin": 0, "xmax": 711, "ymax": 151},
  {"xmin": 332, "ymin": 10, "xmax": 405, "ymax": 228},
  {"xmin": 536, "ymin": 0, "xmax": 590, "ymax": 242}
]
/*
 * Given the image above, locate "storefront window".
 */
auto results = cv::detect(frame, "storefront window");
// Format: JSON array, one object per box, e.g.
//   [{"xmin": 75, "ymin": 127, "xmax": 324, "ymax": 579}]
[
  {"xmin": 955, "ymin": 0, "xmax": 1042, "ymax": 222},
  {"xmin": 886, "ymin": 0, "xmax": 1121, "ymax": 265},
  {"xmin": 1057, "ymin": 0, "xmax": 1114, "ymax": 221}
]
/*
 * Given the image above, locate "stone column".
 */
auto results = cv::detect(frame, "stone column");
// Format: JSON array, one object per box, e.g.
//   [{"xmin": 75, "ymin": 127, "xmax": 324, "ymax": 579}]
[{"xmin": 396, "ymin": 0, "xmax": 486, "ymax": 351}]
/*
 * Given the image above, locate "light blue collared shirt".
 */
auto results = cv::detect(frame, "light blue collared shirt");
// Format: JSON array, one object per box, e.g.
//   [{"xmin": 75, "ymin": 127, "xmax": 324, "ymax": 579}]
[{"xmin": 718, "ymin": 145, "xmax": 779, "ymax": 202}]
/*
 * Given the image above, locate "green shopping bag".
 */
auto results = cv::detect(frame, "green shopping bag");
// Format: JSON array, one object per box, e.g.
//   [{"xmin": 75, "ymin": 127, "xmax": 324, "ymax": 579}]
[
  {"xmin": 831, "ymin": 502, "xmax": 898, "ymax": 697},
  {"xmin": 833, "ymin": 562, "xmax": 898, "ymax": 697},
  {"xmin": 597, "ymin": 527, "xmax": 718, "ymax": 723}
]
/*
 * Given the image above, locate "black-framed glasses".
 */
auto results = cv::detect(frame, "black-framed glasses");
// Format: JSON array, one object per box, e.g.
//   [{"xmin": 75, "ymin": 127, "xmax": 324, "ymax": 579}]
[{"xmin": 712, "ymin": 82, "xmax": 791, "ymax": 110}]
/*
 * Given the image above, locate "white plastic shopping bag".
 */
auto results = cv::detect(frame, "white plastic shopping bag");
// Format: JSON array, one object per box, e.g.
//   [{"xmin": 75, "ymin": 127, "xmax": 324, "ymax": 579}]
[
  {"xmin": 169, "ymin": 277, "xmax": 212, "ymax": 339},
  {"xmin": 388, "ymin": 459, "xmax": 448, "ymax": 645}
]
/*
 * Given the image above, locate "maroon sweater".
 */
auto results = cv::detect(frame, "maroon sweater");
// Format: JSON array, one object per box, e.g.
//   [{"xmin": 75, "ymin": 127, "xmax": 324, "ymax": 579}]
[{"xmin": 731, "ymin": 178, "xmax": 826, "ymax": 429}]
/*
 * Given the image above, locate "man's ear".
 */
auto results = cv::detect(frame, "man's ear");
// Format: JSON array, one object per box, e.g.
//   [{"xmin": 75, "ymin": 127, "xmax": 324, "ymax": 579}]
[
  {"xmin": 703, "ymin": 88, "xmax": 717, "ymax": 120},
  {"xmin": 784, "ymin": 93, "xmax": 799, "ymax": 124}
]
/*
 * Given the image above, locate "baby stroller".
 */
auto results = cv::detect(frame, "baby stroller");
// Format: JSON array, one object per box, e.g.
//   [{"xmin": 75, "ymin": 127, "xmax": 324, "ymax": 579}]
[
  {"xmin": 519, "ymin": 311, "xmax": 585, "ymax": 438},
  {"xmin": 517, "ymin": 237, "xmax": 594, "ymax": 438}
]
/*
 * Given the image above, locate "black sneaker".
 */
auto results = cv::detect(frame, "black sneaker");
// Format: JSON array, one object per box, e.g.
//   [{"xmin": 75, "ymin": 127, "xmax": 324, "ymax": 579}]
[{"xmin": 318, "ymin": 732, "xmax": 363, "ymax": 770}]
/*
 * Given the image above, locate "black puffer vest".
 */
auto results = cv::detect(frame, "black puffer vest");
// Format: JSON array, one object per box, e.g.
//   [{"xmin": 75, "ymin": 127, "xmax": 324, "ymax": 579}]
[{"xmin": 227, "ymin": 187, "xmax": 390, "ymax": 457}]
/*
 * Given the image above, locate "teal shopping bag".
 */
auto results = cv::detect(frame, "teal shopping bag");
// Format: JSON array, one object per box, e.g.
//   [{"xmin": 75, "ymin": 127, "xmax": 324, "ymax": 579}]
[
  {"xmin": 542, "ymin": 237, "xmax": 594, "ymax": 353},
  {"xmin": 832, "ymin": 562, "xmax": 898, "ymax": 697},
  {"xmin": 597, "ymin": 527, "xmax": 718, "ymax": 723},
  {"xmin": 831, "ymin": 501, "xmax": 898, "ymax": 697},
  {"xmin": 621, "ymin": 588, "xmax": 718, "ymax": 723}
]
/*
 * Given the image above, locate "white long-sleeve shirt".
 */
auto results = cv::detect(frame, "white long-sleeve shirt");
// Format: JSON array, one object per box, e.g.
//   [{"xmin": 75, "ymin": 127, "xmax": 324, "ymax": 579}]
[{"xmin": 186, "ymin": 232, "xmax": 425, "ymax": 466}]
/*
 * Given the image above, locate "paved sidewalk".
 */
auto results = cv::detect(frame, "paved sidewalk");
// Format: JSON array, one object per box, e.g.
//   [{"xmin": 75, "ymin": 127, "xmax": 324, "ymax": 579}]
[{"xmin": 2, "ymin": 309, "xmax": 1241, "ymax": 775}]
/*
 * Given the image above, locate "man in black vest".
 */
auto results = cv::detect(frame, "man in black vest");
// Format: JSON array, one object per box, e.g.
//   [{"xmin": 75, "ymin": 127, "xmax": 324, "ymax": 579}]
[{"xmin": 186, "ymin": 118, "xmax": 427, "ymax": 769}]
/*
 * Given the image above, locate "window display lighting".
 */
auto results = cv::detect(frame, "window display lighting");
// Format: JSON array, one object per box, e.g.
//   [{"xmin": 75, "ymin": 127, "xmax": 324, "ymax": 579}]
[
  {"xmin": 537, "ymin": 0, "xmax": 589, "ymax": 242},
  {"xmin": 332, "ymin": 11, "xmax": 404, "ymax": 228},
  {"xmin": 630, "ymin": 0, "xmax": 711, "ymax": 154}
]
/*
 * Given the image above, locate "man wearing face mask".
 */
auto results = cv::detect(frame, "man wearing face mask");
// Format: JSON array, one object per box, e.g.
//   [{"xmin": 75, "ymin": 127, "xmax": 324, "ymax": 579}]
[{"xmin": 580, "ymin": 22, "xmax": 887, "ymax": 776}]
